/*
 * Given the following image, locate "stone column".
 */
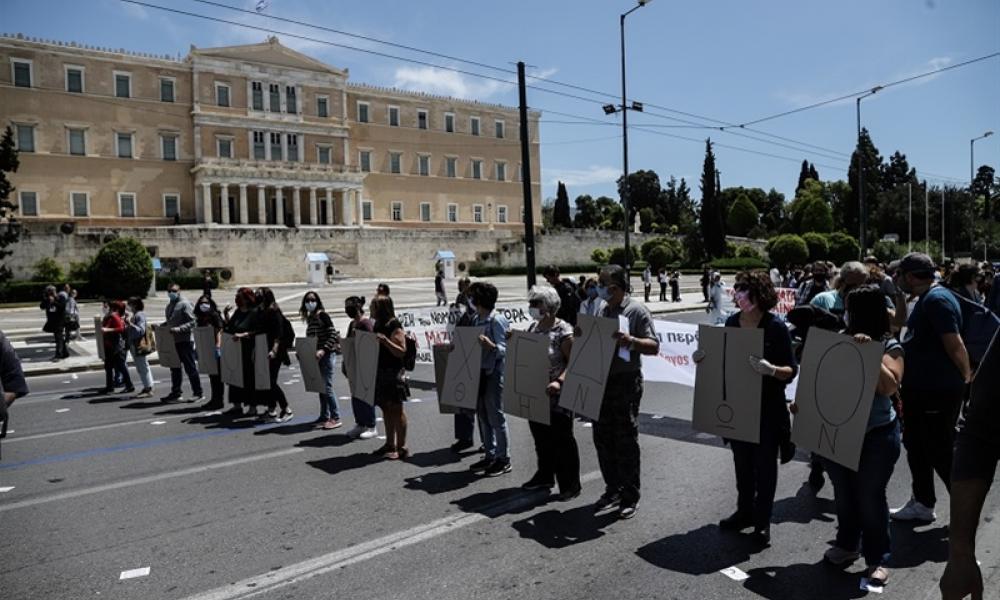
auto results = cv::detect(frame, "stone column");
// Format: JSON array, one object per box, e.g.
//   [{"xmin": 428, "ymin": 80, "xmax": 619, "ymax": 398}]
[
  {"xmin": 292, "ymin": 186, "xmax": 302, "ymax": 226},
  {"xmin": 257, "ymin": 185, "xmax": 266, "ymax": 225},
  {"xmin": 239, "ymin": 183, "xmax": 249, "ymax": 225},
  {"xmin": 309, "ymin": 187, "xmax": 318, "ymax": 225},
  {"xmin": 355, "ymin": 189, "xmax": 364, "ymax": 229},
  {"xmin": 341, "ymin": 189, "xmax": 351, "ymax": 226},
  {"xmin": 201, "ymin": 182, "xmax": 213, "ymax": 224},
  {"xmin": 219, "ymin": 183, "xmax": 230, "ymax": 225},
  {"xmin": 325, "ymin": 188, "xmax": 334, "ymax": 225},
  {"xmin": 275, "ymin": 187, "xmax": 284, "ymax": 226}
]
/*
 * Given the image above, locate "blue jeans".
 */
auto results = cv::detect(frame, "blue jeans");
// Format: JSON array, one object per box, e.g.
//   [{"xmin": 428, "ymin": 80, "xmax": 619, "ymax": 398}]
[
  {"xmin": 476, "ymin": 369, "xmax": 509, "ymax": 461},
  {"xmin": 824, "ymin": 420, "xmax": 901, "ymax": 567},
  {"xmin": 130, "ymin": 345, "xmax": 154, "ymax": 390},
  {"xmin": 318, "ymin": 353, "xmax": 340, "ymax": 420}
]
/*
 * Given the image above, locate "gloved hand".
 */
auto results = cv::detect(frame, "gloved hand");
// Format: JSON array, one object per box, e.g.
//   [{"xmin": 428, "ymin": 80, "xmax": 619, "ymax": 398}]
[{"xmin": 748, "ymin": 354, "xmax": 777, "ymax": 377}]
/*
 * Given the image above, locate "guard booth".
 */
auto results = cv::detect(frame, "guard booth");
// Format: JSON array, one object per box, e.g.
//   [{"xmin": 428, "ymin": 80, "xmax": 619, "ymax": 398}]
[
  {"xmin": 434, "ymin": 250, "xmax": 456, "ymax": 279},
  {"xmin": 305, "ymin": 252, "xmax": 330, "ymax": 285},
  {"xmin": 148, "ymin": 257, "xmax": 162, "ymax": 298}
]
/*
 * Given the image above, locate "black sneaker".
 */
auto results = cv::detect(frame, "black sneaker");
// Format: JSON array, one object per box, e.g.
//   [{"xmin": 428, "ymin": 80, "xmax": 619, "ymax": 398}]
[
  {"xmin": 521, "ymin": 474, "xmax": 555, "ymax": 491},
  {"xmin": 808, "ymin": 466, "xmax": 825, "ymax": 491},
  {"xmin": 485, "ymin": 459, "xmax": 512, "ymax": 477},
  {"xmin": 160, "ymin": 394, "xmax": 183, "ymax": 404},
  {"xmin": 469, "ymin": 458, "xmax": 494, "ymax": 473},
  {"xmin": 450, "ymin": 439, "xmax": 474, "ymax": 453},
  {"xmin": 557, "ymin": 486, "xmax": 582, "ymax": 502},
  {"xmin": 618, "ymin": 503, "xmax": 638, "ymax": 520},
  {"xmin": 719, "ymin": 511, "xmax": 754, "ymax": 531},
  {"xmin": 594, "ymin": 491, "xmax": 621, "ymax": 512},
  {"xmin": 223, "ymin": 405, "xmax": 244, "ymax": 416},
  {"xmin": 750, "ymin": 528, "xmax": 771, "ymax": 547}
]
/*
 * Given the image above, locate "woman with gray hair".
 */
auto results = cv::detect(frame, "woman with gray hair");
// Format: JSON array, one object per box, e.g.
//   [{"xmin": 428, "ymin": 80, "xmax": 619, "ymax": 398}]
[
  {"xmin": 519, "ymin": 285, "xmax": 581, "ymax": 499},
  {"xmin": 810, "ymin": 261, "xmax": 872, "ymax": 318}
]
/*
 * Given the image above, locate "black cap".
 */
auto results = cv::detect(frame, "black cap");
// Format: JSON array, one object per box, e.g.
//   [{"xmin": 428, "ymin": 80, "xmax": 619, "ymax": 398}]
[
  {"xmin": 886, "ymin": 259, "xmax": 902, "ymax": 274},
  {"xmin": 898, "ymin": 252, "xmax": 936, "ymax": 276}
]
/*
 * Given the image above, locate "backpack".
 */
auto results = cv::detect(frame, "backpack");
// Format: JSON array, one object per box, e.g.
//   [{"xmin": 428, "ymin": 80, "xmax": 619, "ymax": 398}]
[
  {"xmin": 947, "ymin": 289, "xmax": 1000, "ymax": 365},
  {"xmin": 136, "ymin": 323, "xmax": 156, "ymax": 356},
  {"xmin": 280, "ymin": 313, "xmax": 296, "ymax": 350},
  {"xmin": 403, "ymin": 331, "xmax": 418, "ymax": 371}
]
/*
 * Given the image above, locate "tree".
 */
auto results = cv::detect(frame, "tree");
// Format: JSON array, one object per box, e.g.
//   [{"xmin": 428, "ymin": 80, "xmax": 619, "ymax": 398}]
[
  {"xmin": 638, "ymin": 207, "xmax": 656, "ymax": 233},
  {"xmin": 618, "ymin": 170, "xmax": 661, "ymax": 221},
  {"xmin": 800, "ymin": 197, "xmax": 834, "ymax": 233},
  {"xmin": 552, "ymin": 181, "xmax": 572, "ymax": 227},
  {"xmin": 847, "ymin": 128, "xmax": 885, "ymax": 243},
  {"xmin": 541, "ymin": 197, "xmax": 555, "ymax": 229},
  {"xmin": 796, "ymin": 160, "xmax": 812, "ymax": 195},
  {"xmin": 91, "ymin": 237, "xmax": 154, "ymax": 299},
  {"xmin": 808, "ymin": 163, "xmax": 819, "ymax": 183},
  {"xmin": 607, "ymin": 246, "xmax": 637, "ymax": 268},
  {"xmin": 826, "ymin": 180, "xmax": 854, "ymax": 234},
  {"xmin": 0, "ymin": 126, "xmax": 21, "ymax": 284},
  {"xmin": 760, "ymin": 188, "xmax": 786, "ymax": 234},
  {"xmin": 726, "ymin": 193, "xmax": 759, "ymax": 236},
  {"xmin": 699, "ymin": 139, "xmax": 726, "ymax": 257},
  {"xmin": 766, "ymin": 234, "xmax": 809, "ymax": 268},
  {"xmin": 660, "ymin": 176, "xmax": 698, "ymax": 232},
  {"xmin": 32, "ymin": 258, "xmax": 64, "ymax": 282},
  {"xmin": 645, "ymin": 245, "xmax": 676, "ymax": 271},
  {"xmin": 801, "ymin": 232, "xmax": 830, "ymax": 262},
  {"xmin": 972, "ymin": 165, "xmax": 996, "ymax": 219},
  {"xmin": 871, "ymin": 240, "xmax": 905, "ymax": 264},
  {"xmin": 573, "ymin": 195, "xmax": 600, "ymax": 229},
  {"xmin": 683, "ymin": 228, "xmax": 707, "ymax": 266},
  {"xmin": 825, "ymin": 232, "xmax": 861, "ymax": 264}
]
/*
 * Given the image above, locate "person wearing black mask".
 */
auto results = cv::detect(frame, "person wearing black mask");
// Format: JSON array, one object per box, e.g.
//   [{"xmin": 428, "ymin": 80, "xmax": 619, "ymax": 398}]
[
  {"xmin": 194, "ymin": 294, "xmax": 226, "ymax": 411},
  {"xmin": 796, "ymin": 262, "xmax": 830, "ymax": 306}
]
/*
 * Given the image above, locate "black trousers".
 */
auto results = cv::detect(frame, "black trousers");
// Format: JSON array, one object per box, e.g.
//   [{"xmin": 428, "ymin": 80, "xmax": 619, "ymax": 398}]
[
  {"xmin": 730, "ymin": 425, "xmax": 781, "ymax": 529},
  {"xmin": 170, "ymin": 340, "xmax": 203, "ymax": 397},
  {"xmin": 528, "ymin": 409, "xmax": 581, "ymax": 493},
  {"xmin": 901, "ymin": 387, "xmax": 963, "ymax": 507},
  {"xmin": 659, "ymin": 283, "xmax": 667, "ymax": 301},
  {"xmin": 594, "ymin": 371, "xmax": 643, "ymax": 505},
  {"xmin": 265, "ymin": 357, "xmax": 288, "ymax": 412},
  {"xmin": 104, "ymin": 352, "xmax": 132, "ymax": 391},
  {"xmin": 53, "ymin": 329, "xmax": 68, "ymax": 358}
]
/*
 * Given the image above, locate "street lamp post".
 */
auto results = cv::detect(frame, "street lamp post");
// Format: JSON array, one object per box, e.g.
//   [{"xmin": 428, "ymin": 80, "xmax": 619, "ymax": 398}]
[
  {"xmin": 971, "ymin": 131, "xmax": 994, "ymax": 261},
  {"xmin": 605, "ymin": 0, "xmax": 652, "ymax": 286},
  {"xmin": 856, "ymin": 87, "xmax": 882, "ymax": 258}
]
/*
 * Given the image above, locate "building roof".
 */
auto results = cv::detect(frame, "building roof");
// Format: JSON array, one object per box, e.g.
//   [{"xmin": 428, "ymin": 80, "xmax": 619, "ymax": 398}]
[
  {"xmin": 190, "ymin": 36, "xmax": 348, "ymax": 77},
  {"xmin": 434, "ymin": 250, "xmax": 456, "ymax": 260},
  {"xmin": 305, "ymin": 252, "xmax": 330, "ymax": 262}
]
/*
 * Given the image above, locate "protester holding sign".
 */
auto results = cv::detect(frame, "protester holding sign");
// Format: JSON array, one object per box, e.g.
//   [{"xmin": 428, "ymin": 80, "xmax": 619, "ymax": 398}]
[
  {"xmin": 520, "ymin": 285, "xmax": 581, "ymax": 500},
  {"xmin": 300, "ymin": 291, "xmax": 341, "ymax": 430},
  {"xmin": 223, "ymin": 287, "xmax": 261, "ymax": 417},
  {"xmin": 809, "ymin": 261, "xmax": 869, "ymax": 319},
  {"xmin": 594, "ymin": 265, "xmax": 659, "ymax": 520},
  {"xmin": 194, "ymin": 295, "xmax": 226, "ymax": 411},
  {"xmin": 371, "ymin": 295, "xmax": 409, "ymax": 460},
  {"xmin": 126, "ymin": 296, "xmax": 155, "ymax": 399},
  {"xmin": 98, "ymin": 300, "xmax": 134, "ymax": 395},
  {"xmin": 256, "ymin": 288, "xmax": 294, "ymax": 424},
  {"xmin": 450, "ymin": 277, "xmax": 478, "ymax": 453},
  {"xmin": 698, "ymin": 271, "xmax": 796, "ymax": 546},
  {"xmin": 343, "ymin": 297, "xmax": 378, "ymax": 440},
  {"xmin": 468, "ymin": 282, "xmax": 512, "ymax": 477}
]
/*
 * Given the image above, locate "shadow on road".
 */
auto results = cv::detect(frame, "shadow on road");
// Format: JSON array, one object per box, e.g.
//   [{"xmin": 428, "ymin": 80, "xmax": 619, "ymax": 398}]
[
  {"xmin": 889, "ymin": 523, "xmax": 949, "ymax": 569},
  {"xmin": 306, "ymin": 452, "xmax": 382, "ymax": 476},
  {"xmin": 742, "ymin": 561, "xmax": 867, "ymax": 600},
  {"xmin": 636, "ymin": 524, "xmax": 764, "ymax": 575},
  {"xmin": 512, "ymin": 505, "xmax": 618, "ymax": 549},
  {"xmin": 770, "ymin": 483, "xmax": 836, "ymax": 525},
  {"xmin": 404, "ymin": 469, "xmax": 478, "ymax": 495},
  {"xmin": 295, "ymin": 434, "xmax": 356, "ymax": 449}
]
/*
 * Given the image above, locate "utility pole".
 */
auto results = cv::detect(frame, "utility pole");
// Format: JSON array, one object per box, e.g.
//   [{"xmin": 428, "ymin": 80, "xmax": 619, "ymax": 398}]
[
  {"xmin": 907, "ymin": 182, "xmax": 912, "ymax": 253},
  {"xmin": 517, "ymin": 62, "xmax": 537, "ymax": 290},
  {"xmin": 855, "ymin": 87, "xmax": 881, "ymax": 257},
  {"xmin": 941, "ymin": 188, "xmax": 946, "ymax": 263},
  {"xmin": 925, "ymin": 184, "xmax": 930, "ymax": 255}
]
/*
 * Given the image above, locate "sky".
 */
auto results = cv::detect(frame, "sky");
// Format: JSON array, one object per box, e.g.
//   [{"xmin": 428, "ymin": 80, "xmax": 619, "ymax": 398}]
[{"xmin": 6, "ymin": 0, "xmax": 999, "ymax": 204}]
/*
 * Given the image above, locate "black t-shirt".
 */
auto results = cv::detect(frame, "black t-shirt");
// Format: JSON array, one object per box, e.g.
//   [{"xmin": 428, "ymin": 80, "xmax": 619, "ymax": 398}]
[
  {"xmin": 555, "ymin": 279, "xmax": 579, "ymax": 326},
  {"xmin": 375, "ymin": 318, "xmax": 404, "ymax": 371}
]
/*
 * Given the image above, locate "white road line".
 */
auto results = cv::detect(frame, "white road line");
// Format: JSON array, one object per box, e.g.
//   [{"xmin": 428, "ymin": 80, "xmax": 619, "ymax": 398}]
[
  {"xmin": 181, "ymin": 470, "xmax": 601, "ymax": 600},
  {"xmin": 119, "ymin": 567, "xmax": 151, "ymax": 580},
  {"xmin": 55, "ymin": 408, "xmax": 70, "ymax": 413},
  {"xmin": 0, "ymin": 486, "xmax": 15, "ymax": 492},
  {"xmin": 0, "ymin": 448, "xmax": 303, "ymax": 512},
  {"xmin": 5, "ymin": 415, "xmax": 186, "ymax": 443}
]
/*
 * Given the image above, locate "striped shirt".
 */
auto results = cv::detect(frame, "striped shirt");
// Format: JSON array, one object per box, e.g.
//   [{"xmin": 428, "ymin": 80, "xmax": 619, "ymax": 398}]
[{"xmin": 306, "ymin": 310, "xmax": 339, "ymax": 354}]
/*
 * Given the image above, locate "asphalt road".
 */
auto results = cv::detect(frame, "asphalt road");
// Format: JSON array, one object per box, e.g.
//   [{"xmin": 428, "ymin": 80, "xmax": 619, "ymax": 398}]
[{"xmin": 2, "ymin": 309, "xmax": 996, "ymax": 600}]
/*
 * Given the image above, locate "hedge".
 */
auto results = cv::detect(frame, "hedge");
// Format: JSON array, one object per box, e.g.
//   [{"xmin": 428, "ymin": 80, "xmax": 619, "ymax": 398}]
[
  {"xmin": 468, "ymin": 263, "xmax": 600, "ymax": 277},
  {"xmin": 708, "ymin": 257, "xmax": 769, "ymax": 271},
  {"xmin": 0, "ymin": 280, "xmax": 92, "ymax": 304},
  {"xmin": 156, "ymin": 273, "xmax": 219, "ymax": 292}
]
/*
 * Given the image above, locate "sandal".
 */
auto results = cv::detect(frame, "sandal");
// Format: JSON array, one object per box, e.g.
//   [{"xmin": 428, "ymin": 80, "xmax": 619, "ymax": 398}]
[
  {"xmin": 385, "ymin": 451, "xmax": 400, "ymax": 460},
  {"xmin": 371, "ymin": 444, "xmax": 393, "ymax": 456},
  {"xmin": 867, "ymin": 565, "xmax": 889, "ymax": 587},
  {"xmin": 397, "ymin": 447, "xmax": 410, "ymax": 460}
]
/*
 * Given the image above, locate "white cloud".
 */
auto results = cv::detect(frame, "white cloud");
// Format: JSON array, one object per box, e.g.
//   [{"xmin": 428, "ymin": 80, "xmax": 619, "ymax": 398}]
[
  {"xmin": 120, "ymin": 1, "xmax": 150, "ymax": 20},
  {"xmin": 545, "ymin": 165, "xmax": 621, "ymax": 187},
  {"xmin": 392, "ymin": 66, "xmax": 514, "ymax": 100}
]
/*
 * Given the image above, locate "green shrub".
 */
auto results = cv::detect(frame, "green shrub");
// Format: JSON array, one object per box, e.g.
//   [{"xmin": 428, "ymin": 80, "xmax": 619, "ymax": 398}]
[
  {"xmin": 590, "ymin": 248, "xmax": 609, "ymax": 264},
  {"xmin": 32, "ymin": 257, "xmax": 64, "ymax": 282},
  {"xmin": 645, "ymin": 245, "xmax": 677, "ymax": 271},
  {"xmin": 734, "ymin": 245, "xmax": 763, "ymax": 260},
  {"xmin": 607, "ymin": 246, "xmax": 638, "ymax": 268},
  {"xmin": 156, "ymin": 273, "xmax": 218, "ymax": 292},
  {"xmin": 709, "ymin": 257, "xmax": 769, "ymax": 271},
  {"xmin": 726, "ymin": 194, "xmax": 760, "ymax": 237},
  {"xmin": 91, "ymin": 237, "xmax": 154, "ymax": 299},
  {"xmin": 467, "ymin": 263, "xmax": 600, "ymax": 278},
  {"xmin": 640, "ymin": 236, "xmax": 682, "ymax": 262},
  {"xmin": 872, "ymin": 240, "xmax": 905, "ymax": 264},
  {"xmin": 825, "ymin": 232, "xmax": 861, "ymax": 265},
  {"xmin": 0, "ymin": 280, "xmax": 92, "ymax": 303},
  {"xmin": 799, "ymin": 197, "xmax": 834, "ymax": 233},
  {"xmin": 766, "ymin": 234, "xmax": 809, "ymax": 268},
  {"xmin": 801, "ymin": 232, "xmax": 830, "ymax": 263},
  {"xmin": 68, "ymin": 257, "xmax": 95, "ymax": 281}
]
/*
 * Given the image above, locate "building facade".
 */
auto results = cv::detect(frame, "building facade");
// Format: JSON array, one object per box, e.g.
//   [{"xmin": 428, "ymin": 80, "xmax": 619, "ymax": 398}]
[{"xmin": 1, "ymin": 33, "xmax": 541, "ymax": 232}]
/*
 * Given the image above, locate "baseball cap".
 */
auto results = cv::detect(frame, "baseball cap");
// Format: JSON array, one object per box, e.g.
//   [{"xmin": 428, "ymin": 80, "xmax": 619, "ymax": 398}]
[{"xmin": 898, "ymin": 252, "xmax": 936, "ymax": 276}]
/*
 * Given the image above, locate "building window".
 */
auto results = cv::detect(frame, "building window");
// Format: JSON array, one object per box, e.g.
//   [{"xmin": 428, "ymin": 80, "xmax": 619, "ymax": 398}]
[
  {"xmin": 161, "ymin": 135, "xmax": 178, "ymax": 161},
  {"xmin": 389, "ymin": 152, "xmax": 402, "ymax": 174},
  {"xmin": 12, "ymin": 59, "xmax": 32, "ymax": 88},
  {"xmin": 447, "ymin": 204, "xmax": 458, "ymax": 222},
  {"xmin": 19, "ymin": 191, "xmax": 38, "ymax": 216},
  {"xmin": 471, "ymin": 159, "xmax": 482, "ymax": 180},
  {"xmin": 160, "ymin": 77, "xmax": 175, "ymax": 102},
  {"xmin": 317, "ymin": 146, "xmax": 331, "ymax": 165},
  {"xmin": 497, "ymin": 205, "xmax": 508, "ymax": 223},
  {"xmin": 163, "ymin": 193, "xmax": 180, "ymax": 218},
  {"xmin": 286, "ymin": 86, "xmax": 297, "ymax": 114},
  {"xmin": 517, "ymin": 163, "xmax": 523, "ymax": 182},
  {"xmin": 362, "ymin": 201, "xmax": 373, "ymax": 221},
  {"xmin": 287, "ymin": 134, "xmax": 299, "ymax": 161},
  {"xmin": 270, "ymin": 132, "xmax": 282, "ymax": 160},
  {"xmin": 495, "ymin": 162, "xmax": 507, "ymax": 182},
  {"xmin": 358, "ymin": 101, "xmax": 370, "ymax": 123},
  {"xmin": 495, "ymin": 120, "xmax": 505, "ymax": 139},
  {"xmin": 216, "ymin": 83, "xmax": 231, "ymax": 107},
  {"xmin": 217, "ymin": 137, "xmax": 233, "ymax": 159},
  {"xmin": 118, "ymin": 192, "xmax": 136, "ymax": 218},
  {"xmin": 418, "ymin": 155, "xmax": 430, "ymax": 177},
  {"xmin": 114, "ymin": 72, "xmax": 131, "ymax": 98},
  {"xmin": 68, "ymin": 128, "xmax": 86, "ymax": 156},
  {"xmin": 116, "ymin": 132, "xmax": 133, "ymax": 159},
  {"xmin": 446, "ymin": 157, "xmax": 457, "ymax": 178},
  {"xmin": 420, "ymin": 203, "xmax": 431, "ymax": 222},
  {"xmin": 388, "ymin": 106, "xmax": 400, "ymax": 127},
  {"xmin": 253, "ymin": 131, "xmax": 266, "ymax": 160},
  {"xmin": 269, "ymin": 84, "xmax": 281, "ymax": 112},
  {"xmin": 470, "ymin": 116, "xmax": 480, "ymax": 136},
  {"xmin": 391, "ymin": 202, "xmax": 403, "ymax": 221},
  {"xmin": 70, "ymin": 192, "xmax": 89, "ymax": 217},
  {"xmin": 359, "ymin": 150, "xmax": 372, "ymax": 172},
  {"xmin": 317, "ymin": 96, "xmax": 329, "ymax": 118},
  {"xmin": 444, "ymin": 113, "xmax": 455, "ymax": 133},
  {"xmin": 417, "ymin": 109, "xmax": 428, "ymax": 130},
  {"xmin": 251, "ymin": 81, "xmax": 264, "ymax": 110},
  {"xmin": 15, "ymin": 124, "xmax": 35, "ymax": 152},
  {"xmin": 473, "ymin": 204, "xmax": 483, "ymax": 223},
  {"xmin": 65, "ymin": 66, "xmax": 84, "ymax": 93}
]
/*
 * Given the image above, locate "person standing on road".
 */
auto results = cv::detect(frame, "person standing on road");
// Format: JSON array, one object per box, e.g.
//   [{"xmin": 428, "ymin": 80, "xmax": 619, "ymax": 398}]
[
  {"xmin": 370, "ymin": 295, "xmax": 409, "ymax": 460},
  {"xmin": 592, "ymin": 265, "xmax": 660, "ymax": 520},
  {"xmin": 890, "ymin": 253, "xmax": 972, "ymax": 524},
  {"xmin": 579, "ymin": 277, "xmax": 606, "ymax": 317},
  {"xmin": 543, "ymin": 265, "xmax": 579, "ymax": 326},
  {"xmin": 520, "ymin": 285, "xmax": 581, "ymax": 500},
  {"xmin": 160, "ymin": 284, "xmax": 203, "ymax": 404},
  {"xmin": 0, "ymin": 330, "xmax": 29, "ymax": 460},
  {"xmin": 700, "ymin": 267, "xmax": 711, "ymax": 302},
  {"xmin": 126, "ymin": 297, "xmax": 154, "ymax": 399},
  {"xmin": 670, "ymin": 271, "xmax": 682, "ymax": 303},
  {"xmin": 343, "ymin": 296, "xmax": 378, "ymax": 440},
  {"xmin": 194, "ymin": 295, "xmax": 226, "ymax": 411},
  {"xmin": 450, "ymin": 278, "xmax": 477, "ymax": 453},
  {"xmin": 40, "ymin": 285, "xmax": 68, "ymax": 360},
  {"xmin": 256, "ymin": 288, "xmax": 293, "ymax": 423},
  {"xmin": 202, "ymin": 271, "xmax": 214, "ymax": 300},
  {"xmin": 376, "ymin": 283, "xmax": 391, "ymax": 298},
  {"xmin": 98, "ymin": 300, "xmax": 134, "ymax": 395},
  {"xmin": 300, "ymin": 291, "xmax": 341, "ymax": 430},
  {"xmin": 435, "ymin": 267, "xmax": 447, "ymax": 307},
  {"xmin": 62, "ymin": 284, "xmax": 80, "ymax": 341},
  {"xmin": 658, "ymin": 268, "xmax": 668, "ymax": 302},
  {"xmin": 223, "ymin": 287, "xmax": 260, "ymax": 417},
  {"xmin": 697, "ymin": 271, "xmax": 796, "ymax": 546},
  {"xmin": 708, "ymin": 272, "xmax": 726, "ymax": 324},
  {"xmin": 642, "ymin": 265, "xmax": 652, "ymax": 303},
  {"xmin": 467, "ymin": 281, "xmax": 512, "ymax": 477}
]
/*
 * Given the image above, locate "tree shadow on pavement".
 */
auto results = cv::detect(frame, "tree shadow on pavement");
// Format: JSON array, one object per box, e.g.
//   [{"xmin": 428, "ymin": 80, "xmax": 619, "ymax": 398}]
[
  {"xmin": 771, "ymin": 483, "xmax": 836, "ymax": 524},
  {"xmin": 636, "ymin": 524, "xmax": 763, "ymax": 575},
  {"xmin": 742, "ymin": 561, "xmax": 867, "ymax": 600},
  {"xmin": 512, "ymin": 505, "xmax": 618, "ymax": 549},
  {"xmin": 889, "ymin": 523, "xmax": 949, "ymax": 569}
]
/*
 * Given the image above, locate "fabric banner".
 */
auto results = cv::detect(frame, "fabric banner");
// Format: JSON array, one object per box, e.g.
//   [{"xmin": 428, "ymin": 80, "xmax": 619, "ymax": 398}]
[{"xmin": 397, "ymin": 303, "xmax": 531, "ymax": 364}]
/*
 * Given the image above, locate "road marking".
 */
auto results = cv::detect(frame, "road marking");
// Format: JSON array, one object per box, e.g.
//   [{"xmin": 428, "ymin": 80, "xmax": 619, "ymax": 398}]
[
  {"xmin": 5, "ymin": 415, "xmax": 185, "ymax": 444},
  {"xmin": 119, "ymin": 567, "xmax": 151, "ymax": 580},
  {"xmin": 0, "ymin": 448, "xmax": 303, "ymax": 512},
  {"xmin": 181, "ymin": 470, "xmax": 601, "ymax": 600},
  {"xmin": 0, "ymin": 486, "xmax": 14, "ymax": 492},
  {"xmin": 720, "ymin": 566, "xmax": 749, "ymax": 581},
  {"xmin": 150, "ymin": 421, "xmax": 167, "ymax": 425},
  {"xmin": 55, "ymin": 408, "xmax": 70, "ymax": 413}
]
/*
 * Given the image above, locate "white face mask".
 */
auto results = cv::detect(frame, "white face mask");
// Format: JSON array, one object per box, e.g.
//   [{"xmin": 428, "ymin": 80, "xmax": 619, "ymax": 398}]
[
  {"xmin": 199, "ymin": 303, "xmax": 211, "ymax": 312},
  {"xmin": 528, "ymin": 307, "xmax": 544, "ymax": 321},
  {"xmin": 305, "ymin": 301, "xmax": 318, "ymax": 312}
]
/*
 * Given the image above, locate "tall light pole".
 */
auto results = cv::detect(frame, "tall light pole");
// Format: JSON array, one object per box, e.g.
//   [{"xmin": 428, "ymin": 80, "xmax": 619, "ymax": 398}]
[
  {"xmin": 605, "ymin": 0, "xmax": 652, "ymax": 286},
  {"xmin": 907, "ymin": 182, "xmax": 912, "ymax": 253},
  {"xmin": 971, "ymin": 131, "xmax": 994, "ymax": 261},
  {"xmin": 856, "ymin": 86, "xmax": 882, "ymax": 257}
]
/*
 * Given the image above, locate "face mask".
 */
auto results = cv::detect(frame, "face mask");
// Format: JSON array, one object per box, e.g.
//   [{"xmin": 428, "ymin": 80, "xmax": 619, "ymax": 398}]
[
  {"xmin": 735, "ymin": 291, "xmax": 754, "ymax": 312},
  {"xmin": 199, "ymin": 303, "xmax": 211, "ymax": 312},
  {"xmin": 596, "ymin": 286, "xmax": 611, "ymax": 301},
  {"xmin": 587, "ymin": 287, "xmax": 598, "ymax": 299},
  {"xmin": 528, "ymin": 307, "xmax": 544, "ymax": 321},
  {"xmin": 305, "ymin": 301, "xmax": 317, "ymax": 312},
  {"xmin": 168, "ymin": 291, "xmax": 179, "ymax": 301}
]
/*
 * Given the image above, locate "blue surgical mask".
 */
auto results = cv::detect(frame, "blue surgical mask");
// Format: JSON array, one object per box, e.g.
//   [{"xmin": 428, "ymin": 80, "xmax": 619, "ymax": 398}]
[
  {"xmin": 587, "ymin": 287, "xmax": 598, "ymax": 300},
  {"xmin": 596, "ymin": 286, "xmax": 611, "ymax": 301},
  {"xmin": 168, "ymin": 291, "xmax": 179, "ymax": 301},
  {"xmin": 199, "ymin": 303, "xmax": 211, "ymax": 312},
  {"xmin": 305, "ymin": 301, "xmax": 317, "ymax": 312},
  {"xmin": 528, "ymin": 307, "xmax": 544, "ymax": 321}
]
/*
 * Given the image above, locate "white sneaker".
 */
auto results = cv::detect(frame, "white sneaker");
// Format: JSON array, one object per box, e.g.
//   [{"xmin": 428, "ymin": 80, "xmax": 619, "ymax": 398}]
[
  {"xmin": 890, "ymin": 497, "xmax": 936, "ymax": 522},
  {"xmin": 346, "ymin": 425, "xmax": 366, "ymax": 439},
  {"xmin": 359, "ymin": 427, "xmax": 378, "ymax": 439}
]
